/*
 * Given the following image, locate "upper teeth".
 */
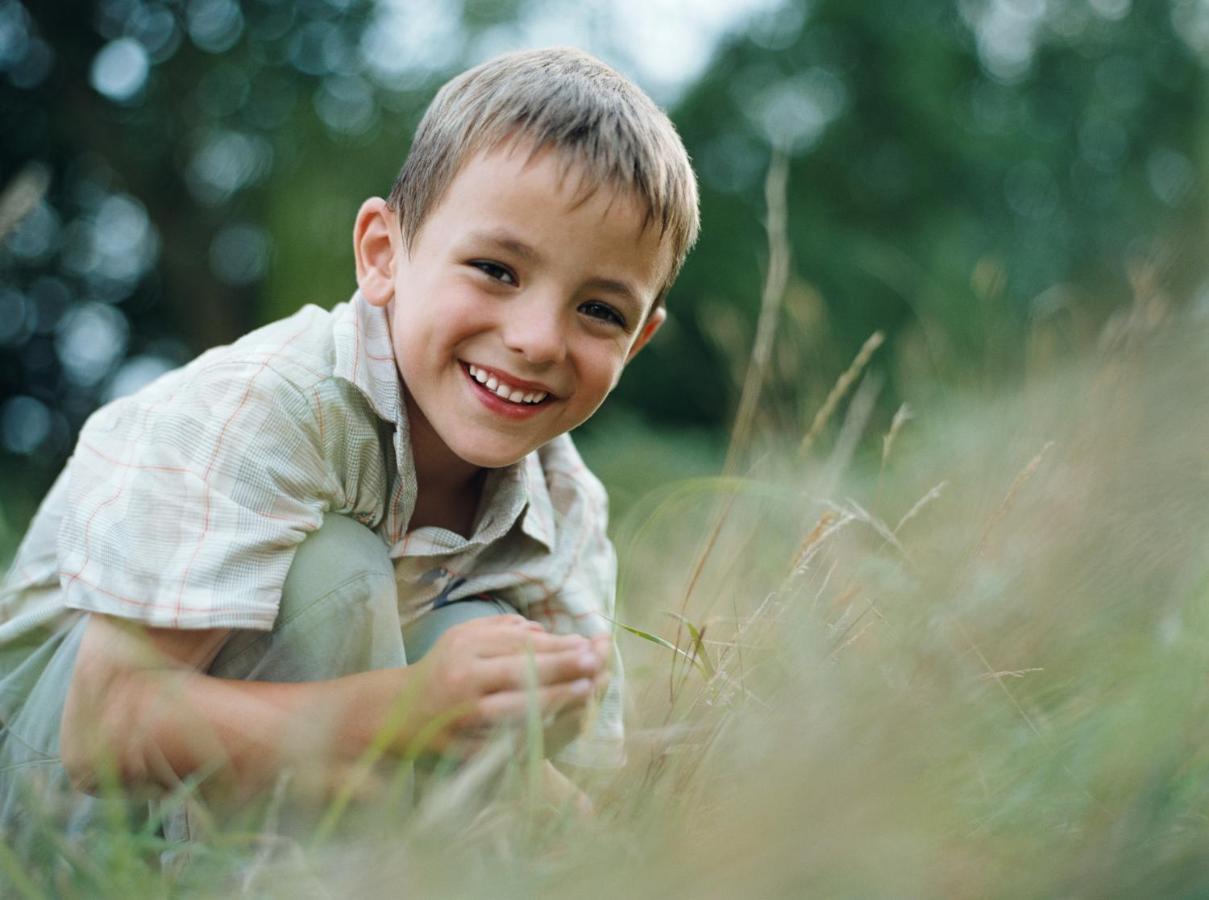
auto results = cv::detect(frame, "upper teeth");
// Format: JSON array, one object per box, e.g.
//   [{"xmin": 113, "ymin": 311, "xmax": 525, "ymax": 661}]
[{"xmin": 467, "ymin": 365, "xmax": 549, "ymax": 405}]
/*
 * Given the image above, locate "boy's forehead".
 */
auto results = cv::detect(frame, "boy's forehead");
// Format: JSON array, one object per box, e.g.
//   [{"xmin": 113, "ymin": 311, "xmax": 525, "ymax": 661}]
[
  {"xmin": 445, "ymin": 143, "xmax": 674, "ymax": 283},
  {"xmin": 458, "ymin": 140, "xmax": 653, "ymax": 231}
]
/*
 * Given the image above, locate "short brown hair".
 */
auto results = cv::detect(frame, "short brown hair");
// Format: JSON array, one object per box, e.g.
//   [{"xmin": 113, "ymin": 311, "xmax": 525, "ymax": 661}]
[{"xmin": 386, "ymin": 47, "xmax": 700, "ymax": 303}]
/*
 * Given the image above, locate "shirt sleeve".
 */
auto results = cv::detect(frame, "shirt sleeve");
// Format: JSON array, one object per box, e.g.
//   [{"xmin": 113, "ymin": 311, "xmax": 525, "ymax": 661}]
[{"xmin": 57, "ymin": 360, "xmax": 333, "ymax": 631}]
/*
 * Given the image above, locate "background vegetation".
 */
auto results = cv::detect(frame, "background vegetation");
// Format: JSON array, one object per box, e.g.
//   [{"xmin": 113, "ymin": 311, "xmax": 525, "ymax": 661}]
[
  {"xmin": 2, "ymin": 0, "xmax": 1209, "ymax": 894},
  {"xmin": 3, "ymin": 0, "xmax": 1208, "ymax": 531}
]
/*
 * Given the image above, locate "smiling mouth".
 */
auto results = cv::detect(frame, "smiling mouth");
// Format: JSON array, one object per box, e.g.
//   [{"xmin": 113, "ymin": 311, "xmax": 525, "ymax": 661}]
[{"xmin": 464, "ymin": 363, "xmax": 552, "ymax": 406}]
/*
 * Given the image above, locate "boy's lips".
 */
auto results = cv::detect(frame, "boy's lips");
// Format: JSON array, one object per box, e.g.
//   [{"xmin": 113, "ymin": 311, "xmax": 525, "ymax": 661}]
[
  {"xmin": 460, "ymin": 362, "xmax": 560, "ymax": 419},
  {"xmin": 461, "ymin": 361, "xmax": 559, "ymax": 402}
]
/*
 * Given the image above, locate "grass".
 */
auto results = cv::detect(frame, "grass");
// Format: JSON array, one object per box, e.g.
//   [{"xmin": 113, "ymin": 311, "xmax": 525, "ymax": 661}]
[
  {"xmin": 5, "ymin": 160, "xmax": 1209, "ymax": 894},
  {"xmin": 5, "ymin": 308, "xmax": 1206, "ymax": 897}
]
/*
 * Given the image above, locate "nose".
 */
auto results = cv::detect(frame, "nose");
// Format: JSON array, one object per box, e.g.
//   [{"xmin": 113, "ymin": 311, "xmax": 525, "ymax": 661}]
[{"xmin": 500, "ymin": 290, "xmax": 567, "ymax": 366}]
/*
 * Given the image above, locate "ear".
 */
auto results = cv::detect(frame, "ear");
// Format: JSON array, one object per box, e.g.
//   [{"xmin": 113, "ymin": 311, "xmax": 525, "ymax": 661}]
[
  {"xmin": 626, "ymin": 305, "xmax": 666, "ymax": 363},
  {"xmin": 353, "ymin": 197, "xmax": 399, "ymax": 308}
]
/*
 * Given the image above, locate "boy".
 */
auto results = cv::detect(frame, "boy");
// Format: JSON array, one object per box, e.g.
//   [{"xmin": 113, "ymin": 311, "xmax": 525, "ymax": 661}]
[{"xmin": 0, "ymin": 46, "xmax": 699, "ymax": 839}]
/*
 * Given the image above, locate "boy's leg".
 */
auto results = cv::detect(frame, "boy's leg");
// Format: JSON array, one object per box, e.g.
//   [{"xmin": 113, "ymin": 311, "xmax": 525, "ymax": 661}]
[
  {"xmin": 0, "ymin": 514, "xmax": 519, "ymax": 852},
  {"xmin": 206, "ymin": 514, "xmax": 406, "ymax": 682},
  {"xmin": 177, "ymin": 516, "xmax": 516, "ymax": 835},
  {"xmin": 208, "ymin": 514, "xmax": 517, "ymax": 677},
  {"xmin": 0, "ymin": 618, "xmax": 106, "ymax": 855},
  {"xmin": 401, "ymin": 597, "xmax": 518, "ymax": 663},
  {"xmin": 0, "ymin": 515, "xmax": 407, "ymax": 851}
]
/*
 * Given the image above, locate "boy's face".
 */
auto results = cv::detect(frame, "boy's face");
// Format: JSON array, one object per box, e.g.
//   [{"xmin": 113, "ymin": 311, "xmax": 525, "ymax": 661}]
[{"xmin": 355, "ymin": 144, "xmax": 668, "ymax": 472}]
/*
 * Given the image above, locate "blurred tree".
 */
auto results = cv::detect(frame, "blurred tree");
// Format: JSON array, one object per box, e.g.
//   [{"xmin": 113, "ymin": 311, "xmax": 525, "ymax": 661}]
[
  {"xmin": 0, "ymin": 0, "xmax": 501, "ymax": 529},
  {"xmin": 1, "ymin": 0, "xmax": 1206, "ymax": 536},
  {"xmin": 642, "ymin": 0, "xmax": 1208, "ymax": 441}
]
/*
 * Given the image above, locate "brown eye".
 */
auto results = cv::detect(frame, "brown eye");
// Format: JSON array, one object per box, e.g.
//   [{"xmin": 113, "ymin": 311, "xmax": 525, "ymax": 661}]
[
  {"xmin": 470, "ymin": 260, "xmax": 517, "ymax": 285},
  {"xmin": 579, "ymin": 301, "xmax": 626, "ymax": 329}
]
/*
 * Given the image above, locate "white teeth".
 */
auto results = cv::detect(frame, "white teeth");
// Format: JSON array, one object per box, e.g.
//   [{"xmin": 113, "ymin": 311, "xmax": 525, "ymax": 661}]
[{"xmin": 466, "ymin": 364, "xmax": 549, "ymax": 405}]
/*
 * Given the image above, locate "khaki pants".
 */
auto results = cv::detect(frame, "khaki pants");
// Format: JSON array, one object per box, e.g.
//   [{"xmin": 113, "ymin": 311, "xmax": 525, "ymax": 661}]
[{"xmin": 0, "ymin": 515, "xmax": 513, "ymax": 851}]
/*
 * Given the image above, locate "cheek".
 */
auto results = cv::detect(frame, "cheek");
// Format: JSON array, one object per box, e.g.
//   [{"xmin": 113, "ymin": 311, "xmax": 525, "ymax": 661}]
[{"xmin": 577, "ymin": 346, "xmax": 628, "ymax": 398}]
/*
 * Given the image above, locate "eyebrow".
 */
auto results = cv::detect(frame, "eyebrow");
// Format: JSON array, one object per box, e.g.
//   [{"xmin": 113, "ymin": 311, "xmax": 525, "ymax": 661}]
[
  {"xmin": 467, "ymin": 229, "xmax": 650, "ymax": 313},
  {"xmin": 470, "ymin": 229, "xmax": 543, "ymax": 265},
  {"xmin": 583, "ymin": 276, "xmax": 646, "ymax": 313}
]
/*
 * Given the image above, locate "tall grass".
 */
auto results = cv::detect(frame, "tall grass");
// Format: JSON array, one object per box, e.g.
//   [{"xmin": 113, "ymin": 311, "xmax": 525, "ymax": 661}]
[{"xmin": 6, "ymin": 217, "xmax": 1209, "ymax": 897}]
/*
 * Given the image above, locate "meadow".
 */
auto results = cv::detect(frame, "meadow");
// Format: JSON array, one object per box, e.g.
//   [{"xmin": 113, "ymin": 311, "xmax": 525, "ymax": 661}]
[{"xmin": 4, "ymin": 279, "xmax": 1207, "ymax": 898}]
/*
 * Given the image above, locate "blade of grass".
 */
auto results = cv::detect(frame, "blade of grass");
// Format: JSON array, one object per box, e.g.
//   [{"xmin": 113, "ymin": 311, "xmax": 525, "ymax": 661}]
[
  {"xmin": 798, "ymin": 330, "xmax": 886, "ymax": 459},
  {"xmin": 975, "ymin": 440, "xmax": 1055, "ymax": 558},
  {"xmin": 611, "ymin": 619, "xmax": 707, "ymax": 675},
  {"xmin": 663, "ymin": 611, "xmax": 715, "ymax": 678},
  {"xmin": 524, "ymin": 644, "xmax": 543, "ymax": 828},
  {"xmin": 724, "ymin": 150, "xmax": 791, "ymax": 473},
  {"xmin": 677, "ymin": 153, "xmax": 792, "ymax": 700},
  {"xmin": 0, "ymin": 838, "xmax": 45, "ymax": 900}
]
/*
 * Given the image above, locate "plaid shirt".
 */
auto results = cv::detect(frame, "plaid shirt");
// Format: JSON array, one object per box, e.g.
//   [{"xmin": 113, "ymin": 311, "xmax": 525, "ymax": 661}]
[{"xmin": 0, "ymin": 292, "xmax": 623, "ymax": 766}]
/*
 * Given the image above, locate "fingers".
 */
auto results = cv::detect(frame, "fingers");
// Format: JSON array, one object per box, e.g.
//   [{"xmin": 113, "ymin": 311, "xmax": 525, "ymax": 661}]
[
  {"xmin": 476, "ymin": 675, "xmax": 603, "ymax": 723},
  {"xmin": 475, "ymin": 646, "xmax": 602, "ymax": 692},
  {"xmin": 443, "ymin": 613, "xmax": 614, "ymax": 657},
  {"xmin": 473, "ymin": 625, "xmax": 600, "ymax": 659}
]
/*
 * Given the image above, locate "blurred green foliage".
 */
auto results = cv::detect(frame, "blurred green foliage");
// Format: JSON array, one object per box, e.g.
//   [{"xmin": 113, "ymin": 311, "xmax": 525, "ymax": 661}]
[{"xmin": 1, "ymin": 0, "xmax": 1207, "ymax": 550}]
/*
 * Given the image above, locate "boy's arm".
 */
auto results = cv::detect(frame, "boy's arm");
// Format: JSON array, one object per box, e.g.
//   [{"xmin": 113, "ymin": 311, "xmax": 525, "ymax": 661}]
[{"xmin": 60, "ymin": 613, "xmax": 609, "ymax": 799}]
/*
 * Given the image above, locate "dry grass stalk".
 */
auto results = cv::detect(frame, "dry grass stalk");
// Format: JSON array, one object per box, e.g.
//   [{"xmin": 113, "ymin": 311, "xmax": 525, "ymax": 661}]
[
  {"xmin": 876, "ymin": 403, "xmax": 914, "ymax": 508},
  {"xmin": 798, "ymin": 330, "xmax": 886, "ymax": 459},
  {"xmin": 955, "ymin": 620, "xmax": 1044, "ymax": 739},
  {"xmin": 787, "ymin": 510, "xmax": 838, "ymax": 575},
  {"xmin": 894, "ymin": 480, "xmax": 947, "ymax": 535},
  {"xmin": 882, "ymin": 403, "xmax": 913, "ymax": 469},
  {"xmin": 975, "ymin": 440, "xmax": 1055, "ymax": 558},
  {"xmin": 831, "ymin": 497, "xmax": 909, "ymax": 561},
  {"xmin": 724, "ymin": 151, "xmax": 791, "ymax": 474},
  {"xmin": 820, "ymin": 371, "xmax": 883, "ymax": 493},
  {"xmin": 977, "ymin": 668, "xmax": 1044, "ymax": 681},
  {"xmin": 674, "ymin": 153, "xmax": 792, "ymax": 687}
]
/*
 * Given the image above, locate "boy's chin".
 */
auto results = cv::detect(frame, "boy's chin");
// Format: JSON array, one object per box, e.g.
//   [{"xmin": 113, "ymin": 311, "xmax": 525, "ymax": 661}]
[{"xmin": 451, "ymin": 440, "xmax": 540, "ymax": 470}]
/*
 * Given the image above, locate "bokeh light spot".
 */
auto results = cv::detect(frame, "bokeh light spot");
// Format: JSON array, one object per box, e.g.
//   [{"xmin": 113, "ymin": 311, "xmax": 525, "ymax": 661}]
[
  {"xmin": 1, "ymin": 395, "xmax": 51, "ymax": 455},
  {"xmin": 9, "ymin": 36, "xmax": 53, "ymax": 89},
  {"xmin": 0, "ymin": 1, "xmax": 30, "ymax": 70},
  {"xmin": 186, "ymin": 130, "xmax": 274, "ymax": 205},
  {"xmin": 104, "ymin": 354, "xmax": 176, "ymax": 402},
  {"xmin": 55, "ymin": 302, "xmax": 130, "ymax": 386},
  {"xmin": 210, "ymin": 223, "xmax": 270, "ymax": 286},
  {"xmin": 4, "ymin": 199, "xmax": 60, "ymax": 263},
  {"xmin": 90, "ymin": 37, "xmax": 149, "ymax": 102},
  {"xmin": 1147, "ymin": 149, "xmax": 1196, "ymax": 207},
  {"xmin": 130, "ymin": 3, "xmax": 181, "ymax": 63},
  {"xmin": 186, "ymin": 0, "xmax": 244, "ymax": 54},
  {"xmin": 314, "ymin": 75, "xmax": 376, "ymax": 136},
  {"xmin": 750, "ymin": 69, "xmax": 847, "ymax": 154},
  {"xmin": 0, "ymin": 289, "xmax": 31, "ymax": 346},
  {"xmin": 1090, "ymin": 0, "xmax": 1132, "ymax": 21}
]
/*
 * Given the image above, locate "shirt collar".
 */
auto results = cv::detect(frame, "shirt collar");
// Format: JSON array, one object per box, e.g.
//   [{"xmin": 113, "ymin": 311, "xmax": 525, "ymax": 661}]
[
  {"xmin": 334, "ymin": 291, "xmax": 555, "ymax": 553},
  {"xmin": 476, "ymin": 452, "xmax": 556, "ymax": 550}
]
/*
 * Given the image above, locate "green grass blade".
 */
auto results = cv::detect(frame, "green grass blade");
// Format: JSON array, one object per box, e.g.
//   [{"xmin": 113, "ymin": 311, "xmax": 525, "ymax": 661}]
[
  {"xmin": 610, "ymin": 619, "xmax": 706, "ymax": 675},
  {"xmin": 0, "ymin": 838, "xmax": 46, "ymax": 900}
]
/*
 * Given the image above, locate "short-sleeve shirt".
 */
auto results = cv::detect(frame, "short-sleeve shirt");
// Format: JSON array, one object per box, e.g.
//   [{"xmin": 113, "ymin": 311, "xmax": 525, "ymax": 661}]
[{"xmin": 0, "ymin": 292, "xmax": 623, "ymax": 766}]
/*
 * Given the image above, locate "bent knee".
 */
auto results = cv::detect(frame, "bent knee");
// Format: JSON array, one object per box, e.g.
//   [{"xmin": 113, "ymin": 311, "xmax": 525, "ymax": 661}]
[{"xmin": 279, "ymin": 514, "xmax": 395, "ymax": 620}]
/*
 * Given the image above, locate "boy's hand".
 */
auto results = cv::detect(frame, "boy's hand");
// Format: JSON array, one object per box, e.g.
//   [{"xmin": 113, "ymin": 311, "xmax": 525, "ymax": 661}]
[{"xmin": 404, "ymin": 616, "xmax": 609, "ymax": 754}]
